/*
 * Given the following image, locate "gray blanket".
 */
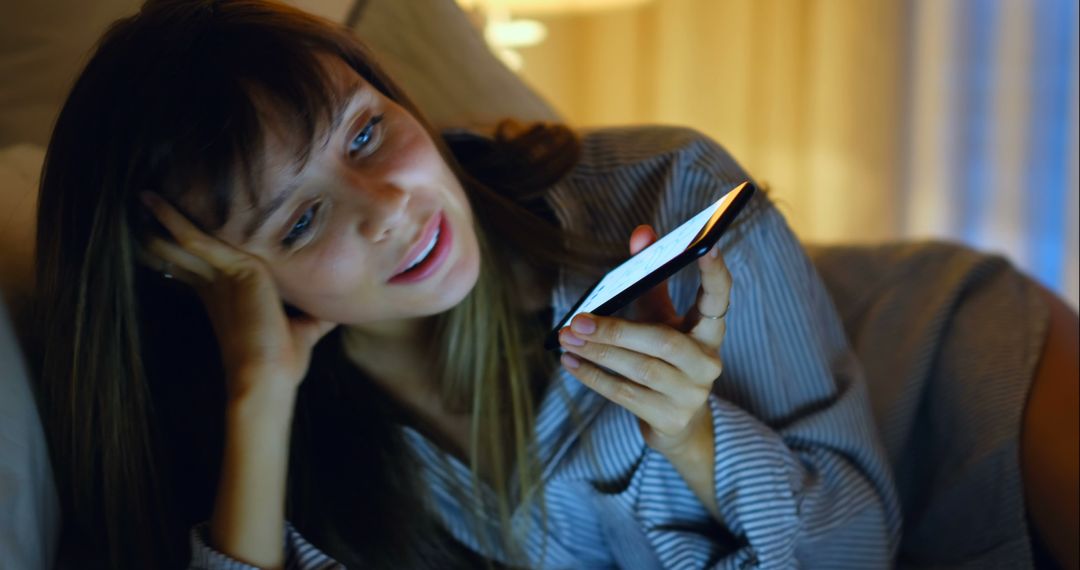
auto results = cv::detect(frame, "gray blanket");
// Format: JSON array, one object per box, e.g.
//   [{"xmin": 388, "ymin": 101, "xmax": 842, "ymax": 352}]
[{"xmin": 809, "ymin": 240, "xmax": 1049, "ymax": 569}]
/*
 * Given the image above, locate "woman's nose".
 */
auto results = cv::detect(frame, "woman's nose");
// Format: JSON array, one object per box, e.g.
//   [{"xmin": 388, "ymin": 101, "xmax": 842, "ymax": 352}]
[{"xmin": 353, "ymin": 181, "xmax": 409, "ymax": 241}]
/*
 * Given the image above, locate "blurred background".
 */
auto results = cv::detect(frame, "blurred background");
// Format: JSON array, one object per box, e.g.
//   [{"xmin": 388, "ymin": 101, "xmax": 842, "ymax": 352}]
[
  {"xmin": 1, "ymin": 0, "xmax": 1077, "ymax": 310},
  {"xmin": 462, "ymin": 0, "xmax": 1079, "ymax": 309}
]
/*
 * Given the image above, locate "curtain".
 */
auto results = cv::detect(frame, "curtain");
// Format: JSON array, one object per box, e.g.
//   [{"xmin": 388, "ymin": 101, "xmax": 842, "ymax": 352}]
[{"xmin": 515, "ymin": 0, "xmax": 1079, "ymax": 309}]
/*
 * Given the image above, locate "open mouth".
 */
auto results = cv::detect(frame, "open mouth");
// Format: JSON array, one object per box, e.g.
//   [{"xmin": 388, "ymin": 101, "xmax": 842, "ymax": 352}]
[
  {"xmin": 399, "ymin": 225, "xmax": 440, "ymax": 274},
  {"xmin": 388, "ymin": 212, "xmax": 451, "ymax": 284}
]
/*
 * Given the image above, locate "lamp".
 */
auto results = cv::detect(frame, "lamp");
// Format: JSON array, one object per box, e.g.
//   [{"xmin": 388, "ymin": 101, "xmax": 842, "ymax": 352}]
[
  {"xmin": 458, "ymin": 0, "xmax": 655, "ymax": 15},
  {"xmin": 457, "ymin": 0, "xmax": 656, "ymax": 70}
]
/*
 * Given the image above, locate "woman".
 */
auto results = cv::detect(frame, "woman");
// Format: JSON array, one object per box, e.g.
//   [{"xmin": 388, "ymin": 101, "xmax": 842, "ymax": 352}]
[{"xmin": 30, "ymin": 0, "xmax": 901, "ymax": 568}]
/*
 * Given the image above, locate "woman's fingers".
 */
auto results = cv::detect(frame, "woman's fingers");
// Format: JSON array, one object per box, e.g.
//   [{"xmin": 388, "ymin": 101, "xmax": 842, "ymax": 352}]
[
  {"xmin": 561, "ymin": 314, "xmax": 722, "ymax": 385},
  {"xmin": 135, "ymin": 193, "xmax": 336, "ymax": 398},
  {"xmin": 625, "ymin": 224, "xmax": 731, "ymax": 352},
  {"xmin": 554, "ymin": 223, "xmax": 731, "ymax": 454},
  {"xmin": 139, "ymin": 192, "xmax": 248, "ymax": 271},
  {"xmin": 558, "ymin": 352, "xmax": 677, "ymax": 430},
  {"xmin": 136, "ymin": 237, "xmax": 215, "ymax": 284},
  {"xmin": 558, "ymin": 313, "xmax": 722, "ymax": 452},
  {"xmin": 558, "ymin": 328, "xmax": 707, "ymax": 407},
  {"xmin": 560, "ymin": 327, "xmax": 680, "ymax": 393},
  {"xmin": 629, "ymin": 224, "xmax": 655, "ymax": 256},
  {"xmin": 688, "ymin": 244, "xmax": 733, "ymax": 347}
]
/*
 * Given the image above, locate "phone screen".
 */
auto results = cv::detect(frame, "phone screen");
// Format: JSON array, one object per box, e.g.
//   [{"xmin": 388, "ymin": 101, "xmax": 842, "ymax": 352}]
[{"xmin": 545, "ymin": 181, "xmax": 754, "ymax": 350}]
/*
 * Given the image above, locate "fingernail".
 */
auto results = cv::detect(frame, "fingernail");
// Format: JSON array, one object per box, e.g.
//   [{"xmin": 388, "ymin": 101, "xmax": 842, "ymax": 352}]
[
  {"xmin": 560, "ymin": 330, "xmax": 586, "ymax": 346},
  {"xmin": 571, "ymin": 315, "xmax": 596, "ymax": 335},
  {"xmin": 710, "ymin": 245, "xmax": 720, "ymax": 259},
  {"xmin": 561, "ymin": 354, "xmax": 581, "ymax": 369},
  {"xmin": 139, "ymin": 192, "xmax": 158, "ymax": 208}
]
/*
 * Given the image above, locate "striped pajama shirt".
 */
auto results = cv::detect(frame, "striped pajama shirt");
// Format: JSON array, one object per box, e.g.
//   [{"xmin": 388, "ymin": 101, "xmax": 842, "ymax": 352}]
[{"xmin": 190, "ymin": 126, "xmax": 902, "ymax": 569}]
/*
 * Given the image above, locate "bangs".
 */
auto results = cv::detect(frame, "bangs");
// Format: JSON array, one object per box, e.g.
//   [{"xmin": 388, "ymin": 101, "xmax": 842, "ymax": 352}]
[{"xmin": 125, "ymin": 2, "xmax": 364, "ymax": 233}]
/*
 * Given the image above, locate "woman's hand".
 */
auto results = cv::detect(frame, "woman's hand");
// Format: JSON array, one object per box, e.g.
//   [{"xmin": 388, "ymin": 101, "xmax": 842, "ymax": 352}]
[
  {"xmin": 138, "ymin": 192, "xmax": 331, "ymax": 567},
  {"xmin": 557, "ymin": 224, "xmax": 732, "ymax": 459},
  {"xmin": 137, "ymin": 192, "xmax": 337, "ymax": 403}
]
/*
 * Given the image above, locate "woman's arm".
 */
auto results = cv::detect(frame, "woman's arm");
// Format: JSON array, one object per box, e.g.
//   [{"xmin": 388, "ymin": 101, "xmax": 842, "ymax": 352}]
[
  {"xmin": 189, "ymin": 388, "xmax": 344, "ymax": 569},
  {"xmin": 206, "ymin": 382, "xmax": 297, "ymax": 569},
  {"xmin": 698, "ymin": 194, "xmax": 901, "ymax": 566},
  {"xmin": 137, "ymin": 194, "xmax": 337, "ymax": 568},
  {"xmin": 556, "ymin": 127, "xmax": 901, "ymax": 567},
  {"xmin": 655, "ymin": 408, "xmax": 720, "ymax": 521}
]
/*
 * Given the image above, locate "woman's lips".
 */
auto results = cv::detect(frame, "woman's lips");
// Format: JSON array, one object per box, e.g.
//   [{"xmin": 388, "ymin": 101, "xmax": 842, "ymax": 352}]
[
  {"xmin": 390, "ymin": 210, "xmax": 441, "ymax": 277},
  {"xmin": 387, "ymin": 211, "xmax": 452, "ymax": 284}
]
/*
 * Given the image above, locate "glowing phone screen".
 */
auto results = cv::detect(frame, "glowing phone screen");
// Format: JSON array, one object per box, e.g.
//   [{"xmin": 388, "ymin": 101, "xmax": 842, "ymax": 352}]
[{"xmin": 563, "ymin": 188, "xmax": 740, "ymax": 324}]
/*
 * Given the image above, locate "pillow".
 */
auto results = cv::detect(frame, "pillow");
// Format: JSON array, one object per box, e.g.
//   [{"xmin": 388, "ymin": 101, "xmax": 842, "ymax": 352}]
[
  {"xmin": 0, "ymin": 1, "xmax": 354, "ymax": 148},
  {"xmin": 350, "ymin": 0, "xmax": 561, "ymax": 131},
  {"xmin": 0, "ymin": 290, "xmax": 59, "ymax": 570},
  {"xmin": 0, "ymin": 144, "xmax": 44, "ymax": 312},
  {"xmin": 0, "ymin": 1, "xmax": 144, "ymax": 147},
  {"xmin": 0, "ymin": 0, "xmax": 554, "ymax": 146}
]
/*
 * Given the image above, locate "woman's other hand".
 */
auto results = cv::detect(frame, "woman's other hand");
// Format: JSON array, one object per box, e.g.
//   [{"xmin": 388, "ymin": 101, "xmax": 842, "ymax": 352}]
[
  {"xmin": 557, "ymin": 224, "xmax": 731, "ymax": 458},
  {"xmin": 137, "ymin": 191, "xmax": 337, "ymax": 403}
]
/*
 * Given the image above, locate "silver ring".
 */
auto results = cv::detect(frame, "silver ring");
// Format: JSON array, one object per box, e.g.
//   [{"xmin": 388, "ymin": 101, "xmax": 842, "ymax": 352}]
[
  {"xmin": 161, "ymin": 260, "xmax": 173, "ymax": 280},
  {"xmin": 700, "ymin": 304, "xmax": 730, "ymax": 320}
]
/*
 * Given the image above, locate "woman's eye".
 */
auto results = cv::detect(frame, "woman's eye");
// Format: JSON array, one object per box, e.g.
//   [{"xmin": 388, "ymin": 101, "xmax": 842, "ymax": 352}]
[
  {"xmin": 282, "ymin": 203, "xmax": 319, "ymax": 248},
  {"xmin": 348, "ymin": 114, "xmax": 384, "ymax": 158}
]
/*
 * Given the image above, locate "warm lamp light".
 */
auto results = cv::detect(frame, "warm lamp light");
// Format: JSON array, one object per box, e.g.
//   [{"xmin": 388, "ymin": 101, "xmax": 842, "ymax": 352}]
[
  {"xmin": 459, "ymin": 0, "xmax": 655, "ymax": 15},
  {"xmin": 485, "ymin": 18, "xmax": 547, "ymax": 47},
  {"xmin": 458, "ymin": 0, "xmax": 656, "ymax": 70}
]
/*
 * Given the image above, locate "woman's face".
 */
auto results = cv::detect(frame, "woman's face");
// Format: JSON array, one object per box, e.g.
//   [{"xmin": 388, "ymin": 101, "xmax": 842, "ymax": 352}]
[{"xmin": 210, "ymin": 55, "xmax": 481, "ymax": 334}]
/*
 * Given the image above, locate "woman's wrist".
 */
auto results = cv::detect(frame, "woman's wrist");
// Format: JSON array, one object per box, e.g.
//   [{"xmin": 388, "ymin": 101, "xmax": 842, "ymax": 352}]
[
  {"xmin": 656, "ymin": 404, "xmax": 713, "ymax": 463},
  {"xmin": 211, "ymin": 378, "xmax": 295, "ymax": 569},
  {"xmin": 225, "ymin": 370, "xmax": 300, "ymax": 417},
  {"xmin": 659, "ymin": 404, "xmax": 721, "ymax": 520}
]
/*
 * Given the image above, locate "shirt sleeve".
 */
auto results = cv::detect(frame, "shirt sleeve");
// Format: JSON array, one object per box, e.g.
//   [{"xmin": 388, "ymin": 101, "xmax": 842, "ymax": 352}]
[
  {"xmin": 700, "ymin": 203, "xmax": 902, "ymax": 569},
  {"xmin": 187, "ymin": 520, "xmax": 345, "ymax": 570},
  {"xmin": 623, "ymin": 131, "xmax": 902, "ymax": 569}
]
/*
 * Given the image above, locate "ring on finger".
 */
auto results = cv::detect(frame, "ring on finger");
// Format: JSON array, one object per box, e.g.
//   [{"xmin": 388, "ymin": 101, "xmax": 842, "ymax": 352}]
[
  {"xmin": 161, "ymin": 260, "xmax": 173, "ymax": 280},
  {"xmin": 700, "ymin": 303, "xmax": 730, "ymax": 320}
]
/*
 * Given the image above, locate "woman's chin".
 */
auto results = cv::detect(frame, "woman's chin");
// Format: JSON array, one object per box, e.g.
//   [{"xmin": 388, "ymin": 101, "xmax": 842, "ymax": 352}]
[{"xmin": 429, "ymin": 233, "xmax": 481, "ymax": 313}]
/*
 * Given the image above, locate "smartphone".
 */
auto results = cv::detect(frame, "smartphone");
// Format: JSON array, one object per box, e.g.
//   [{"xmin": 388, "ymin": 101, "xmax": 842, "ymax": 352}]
[{"xmin": 544, "ymin": 181, "xmax": 755, "ymax": 350}]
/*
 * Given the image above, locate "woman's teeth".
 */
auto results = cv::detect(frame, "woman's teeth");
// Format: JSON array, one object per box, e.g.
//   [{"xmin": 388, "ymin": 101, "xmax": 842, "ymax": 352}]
[{"xmin": 403, "ymin": 228, "xmax": 439, "ymax": 272}]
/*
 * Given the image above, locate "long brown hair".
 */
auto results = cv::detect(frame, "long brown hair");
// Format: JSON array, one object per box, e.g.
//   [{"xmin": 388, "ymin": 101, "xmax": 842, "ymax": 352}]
[{"xmin": 31, "ymin": 0, "xmax": 625, "ymax": 568}]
